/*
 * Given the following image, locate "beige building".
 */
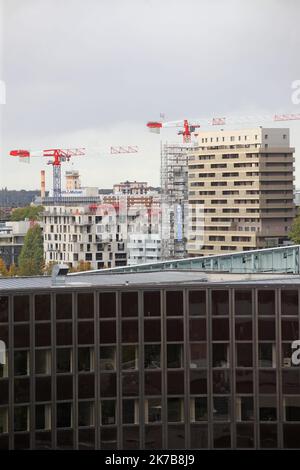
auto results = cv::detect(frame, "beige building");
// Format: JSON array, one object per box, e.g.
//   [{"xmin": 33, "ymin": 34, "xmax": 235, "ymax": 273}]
[{"xmin": 187, "ymin": 127, "xmax": 295, "ymax": 256}]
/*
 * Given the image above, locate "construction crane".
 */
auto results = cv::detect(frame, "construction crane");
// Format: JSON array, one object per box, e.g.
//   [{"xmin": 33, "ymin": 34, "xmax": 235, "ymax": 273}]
[
  {"xmin": 10, "ymin": 145, "xmax": 139, "ymax": 201},
  {"xmin": 147, "ymin": 113, "xmax": 300, "ymax": 142}
]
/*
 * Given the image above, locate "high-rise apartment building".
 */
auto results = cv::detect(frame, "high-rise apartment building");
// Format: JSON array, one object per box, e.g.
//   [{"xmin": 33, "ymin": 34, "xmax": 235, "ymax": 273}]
[{"xmin": 187, "ymin": 128, "xmax": 295, "ymax": 256}]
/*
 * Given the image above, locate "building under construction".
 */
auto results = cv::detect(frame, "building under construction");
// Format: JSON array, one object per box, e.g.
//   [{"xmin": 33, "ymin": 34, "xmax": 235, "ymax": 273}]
[{"xmin": 160, "ymin": 142, "xmax": 191, "ymax": 260}]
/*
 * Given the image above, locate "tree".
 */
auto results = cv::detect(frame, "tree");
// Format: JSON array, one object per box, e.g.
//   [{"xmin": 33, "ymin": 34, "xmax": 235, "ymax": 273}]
[
  {"xmin": 7, "ymin": 264, "xmax": 18, "ymax": 277},
  {"xmin": 10, "ymin": 205, "xmax": 44, "ymax": 222},
  {"xmin": 289, "ymin": 211, "xmax": 300, "ymax": 244},
  {"xmin": 18, "ymin": 225, "xmax": 44, "ymax": 276},
  {"xmin": 0, "ymin": 258, "xmax": 8, "ymax": 277}
]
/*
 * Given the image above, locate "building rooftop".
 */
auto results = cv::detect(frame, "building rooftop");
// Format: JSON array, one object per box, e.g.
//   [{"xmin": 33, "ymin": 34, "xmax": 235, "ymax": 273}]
[{"xmin": 0, "ymin": 270, "xmax": 300, "ymax": 292}]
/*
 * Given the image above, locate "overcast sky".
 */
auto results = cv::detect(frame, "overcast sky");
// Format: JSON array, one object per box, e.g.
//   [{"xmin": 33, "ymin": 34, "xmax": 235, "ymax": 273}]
[{"xmin": 1, "ymin": 0, "xmax": 300, "ymax": 190}]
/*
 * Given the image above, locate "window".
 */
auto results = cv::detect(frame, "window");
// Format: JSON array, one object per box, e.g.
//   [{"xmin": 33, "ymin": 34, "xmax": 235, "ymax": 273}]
[
  {"xmin": 259, "ymin": 396, "xmax": 277, "ymax": 421},
  {"xmin": 35, "ymin": 295, "xmax": 51, "ymax": 321},
  {"xmin": 99, "ymin": 292, "xmax": 116, "ymax": 318},
  {"xmin": 259, "ymin": 343, "xmax": 276, "ymax": 368},
  {"xmin": 190, "ymin": 343, "xmax": 207, "ymax": 368},
  {"xmin": 146, "ymin": 399, "xmax": 162, "ymax": 423},
  {"xmin": 236, "ymin": 397, "xmax": 254, "ymax": 421},
  {"xmin": 144, "ymin": 291, "xmax": 161, "ymax": 317},
  {"xmin": 144, "ymin": 345, "xmax": 161, "ymax": 369},
  {"xmin": 100, "ymin": 346, "xmax": 116, "ymax": 371},
  {"xmin": 281, "ymin": 290, "xmax": 298, "ymax": 316},
  {"xmin": 78, "ymin": 402, "xmax": 94, "ymax": 427},
  {"xmin": 168, "ymin": 398, "xmax": 183, "ymax": 422},
  {"xmin": 213, "ymin": 397, "xmax": 230, "ymax": 421},
  {"xmin": 0, "ymin": 297, "xmax": 8, "ymax": 323},
  {"xmin": 212, "ymin": 291, "xmax": 229, "ymax": 316},
  {"xmin": 235, "ymin": 290, "xmax": 252, "ymax": 316},
  {"xmin": 14, "ymin": 351, "xmax": 29, "ymax": 376},
  {"xmin": 122, "ymin": 346, "xmax": 138, "ymax": 370},
  {"xmin": 35, "ymin": 349, "xmax": 51, "ymax": 375},
  {"xmin": 35, "ymin": 404, "xmax": 51, "ymax": 430},
  {"xmin": 56, "ymin": 403, "xmax": 72, "ymax": 428},
  {"xmin": 122, "ymin": 399, "xmax": 139, "ymax": 424},
  {"xmin": 191, "ymin": 397, "xmax": 208, "ymax": 421},
  {"xmin": 101, "ymin": 400, "xmax": 116, "ymax": 425},
  {"xmin": 14, "ymin": 406, "xmax": 29, "ymax": 432},
  {"xmin": 14, "ymin": 296, "xmax": 30, "ymax": 322},
  {"xmin": 167, "ymin": 344, "xmax": 183, "ymax": 368},
  {"xmin": 121, "ymin": 292, "xmax": 138, "ymax": 317},
  {"xmin": 236, "ymin": 343, "xmax": 252, "ymax": 367},
  {"xmin": 284, "ymin": 397, "xmax": 300, "ymax": 421},
  {"xmin": 189, "ymin": 291, "xmax": 206, "ymax": 316},
  {"xmin": 56, "ymin": 294, "xmax": 72, "ymax": 319},
  {"xmin": 213, "ymin": 344, "xmax": 229, "ymax": 368},
  {"xmin": 258, "ymin": 290, "xmax": 275, "ymax": 316},
  {"xmin": 166, "ymin": 291, "xmax": 183, "ymax": 316},
  {"xmin": 0, "ymin": 408, "xmax": 8, "ymax": 433},
  {"xmin": 78, "ymin": 293, "xmax": 94, "ymax": 319},
  {"xmin": 78, "ymin": 347, "xmax": 93, "ymax": 372},
  {"xmin": 56, "ymin": 348, "xmax": 72, "ymax": 373}
]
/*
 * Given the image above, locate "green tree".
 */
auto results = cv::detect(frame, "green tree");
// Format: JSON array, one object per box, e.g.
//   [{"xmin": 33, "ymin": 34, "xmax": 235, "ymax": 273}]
[
  {"xmin": 0, "ymin": 258, "xmax": 8, "ymax": 277},
  {"xmin": 7, "ymin": 264, "xmax": 18, "ymax": 277},
  {"xmin": 289, "ymin": 211, "xmax": 300, "ymax": 244},
  {"xmin": 10, "ymin": 205, "xmax": 44, "ymax": 222},
  {"xmin": 18, "ymin": 225, "xmax": 44, "ymax": 276}
]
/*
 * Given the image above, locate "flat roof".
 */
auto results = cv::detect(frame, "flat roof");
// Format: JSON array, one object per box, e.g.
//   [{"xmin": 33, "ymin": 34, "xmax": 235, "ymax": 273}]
[{"xmin": 0, "ymin": 270, "xmax": 299, "ymax": 292}]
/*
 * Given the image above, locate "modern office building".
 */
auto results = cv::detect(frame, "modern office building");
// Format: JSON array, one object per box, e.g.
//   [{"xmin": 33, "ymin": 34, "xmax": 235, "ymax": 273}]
[
  {"xmin": 188, "ymin": 128, "xmax": 295, "ymax": 256},
  {"xmin": 1, "ymin": 270, "xmax": 300, "ymax": 449}
]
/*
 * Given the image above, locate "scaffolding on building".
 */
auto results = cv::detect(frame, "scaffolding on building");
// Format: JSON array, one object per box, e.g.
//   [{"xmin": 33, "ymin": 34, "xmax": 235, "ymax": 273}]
[{"xmin": 160, "ymin": 142, "xmax": 193, "ymax": 260}]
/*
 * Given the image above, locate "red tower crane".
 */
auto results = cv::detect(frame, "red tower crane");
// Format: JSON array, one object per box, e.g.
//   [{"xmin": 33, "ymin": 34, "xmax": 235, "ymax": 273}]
[{"xmin": 10, "ymin": 145, "xmax": 139, "ymax": 201}]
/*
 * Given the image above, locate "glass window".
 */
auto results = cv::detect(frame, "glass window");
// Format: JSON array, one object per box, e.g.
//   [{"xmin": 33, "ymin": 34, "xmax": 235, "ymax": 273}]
[
  {"xmin": 167, "ymin": 398, "xmax": 183, "ymax": 422},
  {"xmin": 100, "ymin": 373, "xmax": 116, "ymax": 397},
  {"xmin": 78, "ymin": 402, "xmax": 94, "ymax": 427},
  {"xmin": 100, "ymin": 346, "xmax": 116, "ymax": 371},
  {"xmin": 78, "ymin": 428, "xmax": 95, "ymax": 450},
  {"xmin": 144, "ymin": 319, "xmax": 161, "ymax": 342},
  {"xmin": 189, "ymin": 319, "xmax": 206, "ymax": 341},
  {"xmin": 14, "ymin": 406, "xmax": 29, "ymax": 432},
  {"xmin": 78, "ymin": 321, "xmax": 94, "ymax": 345},
  {"xmin": 146, "ymin": 399, "xmax": 162, "ymax": 423},
  {"xmin": 144, "ymin": 345, "xmax": 161, "ymax": 369},
  {"xmin": 236, "ymin": 370, "xmax": 253, "ymax": 394},
  {"xmin": 35, "ymin": 323, "xmax": 51, "ymax": 347},
  {"xmin": 78, "ymin": 374, "xmax": 94, "ymax": 400},
  {"xmin": 0, "ymin": 351, "xmax": 8, "ymax": 379},
  {"xmin": 259, "ymin": 370, "xmax": 277, "ymax": 394},
  {"xmin": 213, "ymin": 396, "xmax": 230, "ymax": 421},
  {"xmin": 122, "ymin": 372, "xmax": 139, "ymax": 396},
  {"xmin": 122, "ymin": 399, "xmax": 139, "ymax": 424},
  {"xmin": 281, "ymin": 290, "xmax": 298, "ymax": 316},
  {"xmin": 56, "ymin": 322, "xmax": 72, "ymax": 346},
  {"xmin": 190, "ymin": 425, "xmax": 208, "ymax": 449},
  {"xmin": 235, "ymin": 318, "xmax": 252, "ymax": 341},
  {"xmin": 189, "ymin": 290, "xmax": 206, "ymax": 316},
  {"xmin": 78, "ymin": 347, "xmax": 93, "ymax": 372},
  {"xmin": 284, "ymin": 397, "xmax": 300, "ymax": 421},
  {"xmin": 122, "ymin": 345, "xmax": 138, "ymax": 370},
  {"xmin": 99, "ymin": 292, "xmax": 116, "ymax": 318},
  {"xmin": 258, "ymin": 290, "xmax": 275, "ymax": 316},
  {"xmin": 281, "ymin": 320, "xmax": 299, "ymax": 341},
  {"xmin": 236, "ymin": 343, "xmax": 252, "ymax": 367},
  {"xmin": 101, "ymin": 400, "xmax": 116, "ymax": 425},
  {"xmin": 234, "ymin": 290, "xmax": 252, "ymax": 316},
  {"xmin": 35, "ymin": 377, "xmax": 51, "ymax": 402},
  {"xmin": 259, "ymin": 343, "xmax": 276, "ymax": 368},
  {"xmin": 56, "ymin": 293, "xmax": 72, "ymax": 319},
  {"xmin": 213, "ymin": 423, "xmax": 231, "ymax": 448},
  {"xmin": 57, "ymin": 403, "xmax": 72, "ymax": 428},
  {"xmin": 122, "ymin": 320, "xmax": 138, "ymax": 343},
  {"xmin": 123, "ymin": 426, "xmax": 140, "ymax": 450},
  {"xmin": 145, "ymin": 425, "xmax": 162, "ymax": 449},
  {"xmin": 14, "ymin": 351, "xmax": 29, "ymax": 376},
  {"xmin": 213, "ymin": 343, "xmax": 229, "ymax": 368},
  {"xmin": 101, "ymin": 427, "xmax": 117, "ymax": 449},
  {"xmin": 283, "ymin": 424, "xmax": 300, "ymax": 448},
  {"xmin": 99, "ymin": 321, "xmax": 116, "ymax": 344},
  {"xmin": 190, "ymin": 370, "xmax": 207, "ymax": 394},
  {"xmin": 14, "ymin": 324, "xmax": 29, "ymax": 348},
  {"xmin": 35, "ymin": 349, "xmax": 51, "ymax": 375},
  {"xmin": 259, "ymin": 424, "xmax": 277, "ymax": 448},
  {"xmin": 213, "ymin": 370, "xmax": 230, "ymax": 394},
  {"xmin": 144, "ymin": 291, "xmax": 161, "ymax": 317},
  {"xmin": 166, "ymin": 319, "xmax": 183, "ymax": 341},
  {"xmin": 78, "ymin": 293, "xmax": 94, "ymax": 319},
  {"xmin": 168, "ymin": 425, "xmax": 185, "ymax": 449},
  {"xmin": 14, "ymin": 295, "xmax": 30, "ymax": 322},
  {"xmin": 190, "ymin": 343, "xmax": 207, "ymax": 368},
  {"xmin": 259, "ymin": 396, "xmax": 277, "ymax": 421},
  {"xmin": 121, "ymin": 292, "xmax": 138, "ymax": 317},
  {"xmin": 258, "ymin": 320, "xmax": 275, "ymax": 341},
  {"xmin": 191, "ymin": 397, "xmax": 208, "ymax": 421},
  {"xmin": 168, "ymin": 371, "xmax": 184, "ymax": 395},
  {"xmin": 282, "ymin": 370, "xmax": 300, "ymax": 394},
  {"xmin": 167, "ymin": 344, "xmax": 183, "ymax": 368},
  {"xmin": 166, "ymin": 291, "xmax": 183, "ymax": 316},
  {"xmin": 144, "ymin": 371, "xmax": 161, "ymax": 395},
  {"xmin": 57, "ymin": 375, "xmax": 73, "ymax": 400},
  {"xmin": 0, "ymin": 297, "xmax": 8, "ymax": 323},
  {"xmin": 56, "ymin": 348, "xmax": 72, "ymax": 373},
  {"xmin": 236, "ymin": 397, "xmax": 254, "ymax": 421},
  {"xmin": 0, "ymin": 408, "xmax": 8, "ymax": 433},
  {"xmin": 212, "ymin": 290, "xmax": 229, "ymax": 316},
  {"xmin": 35, "ymin": 404, "xmax": 51, "ymax": 430},
  {"xmin": 236, "ymin": 424, "xmax": 254, "ymax": 448},
  {"xmin": 212, "ymin": 319, "xmax": 229, "ymax": 340},
  {"xmin": 35, "ymin": 295, "xmax": 51, "ymax": 321}
]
